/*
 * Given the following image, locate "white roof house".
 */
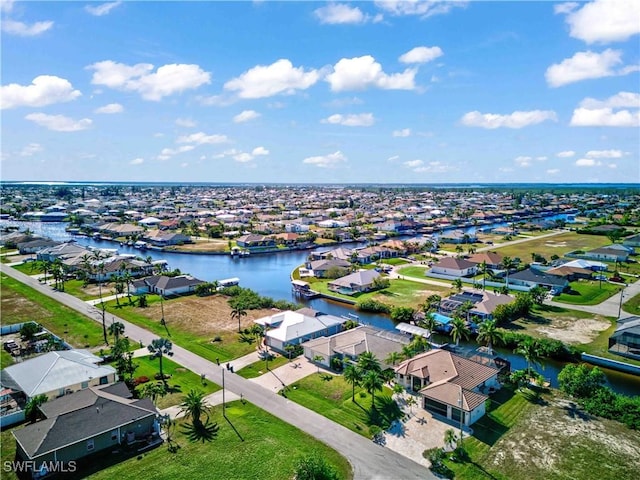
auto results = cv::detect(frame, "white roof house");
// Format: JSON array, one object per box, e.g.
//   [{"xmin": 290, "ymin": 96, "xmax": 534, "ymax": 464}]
[
  {"xmin": 255, "ymin": 309, "xmax": 346, "ymax": 351},
  {"xmin": 562, "ymin": 259, "xmax": 608, "ymax": 271},
  {"xmin": 0, "ymin": 350, "xmax": 117, "ymax": 400}
]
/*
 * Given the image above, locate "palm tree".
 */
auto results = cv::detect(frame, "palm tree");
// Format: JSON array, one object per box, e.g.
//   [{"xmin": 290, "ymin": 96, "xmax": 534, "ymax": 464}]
[
  {"xmin": 420, "ymin": 313, "xmax": 438, "ymax": 339},
  {"xmin": 231, "ymin": 306, "xmax": 247, "ymax": 333},
  {"xmin": 140, "ymin": 382, "xmax": 167, "ymax": 403},
  {"xmin": 409, "ymin": 336, "xmax": 430, "ymax": 354},
  {"xmin": 313, "ymin": 355, "xmax": 324, "ymax": 373},
  {"xmin": 38, "ymin": 259, "xmax": 52, "ymax": 284},
  {"xmin": 405, "ymin": 395, "xmax": 417, "ymax": 415},
  {"xmin": 456, "ymin": 300, "xmax": 475, "ymax": 322},
  {"xmin": 343, "ymin": 362, "xmax": 362, "ymax": 402},
  {"xmin": 122, "ymin": 270, "xmax": 133, "ymax": 304},
  {"xmin": 450, "ymin": 316, "xmax": 470, "ymax": 347},
  {"xmin": 444, "ymin": 429, "xmax": 457, "ymax": 450},
  {"xmin": 148, "ymin": 337, "xmax": 174, "ymax": 387},
  {"xmin": 385, "ymin": 351, "xmax": 402, "ymax": 366},
  {"xmin": 514, "ymin": 338, "xmax": 542, "ymax": 375},
  {"xmin": 108, "ymin": 321, "xmax": 125, "ymax": 342},
  {"xmin": 24, "ymin": 394, "xmax": 48, "ymax": 423},
  {"xmin": 362, "ymin": 370, "xmax": 384, "ymax": 409},
  {"xmin": 401, "ymin": 344, "xmax": 415, "ymax": 360},
  {"xmin": 501, "ymin": 256, "xmax": 516, "ymax": 290},
  {"xmin": 479, "ymin": 261, "xmax": 488, "ymax": 291},
  {"xmin": 453, "ymin": 278, "xmax": 463, "ymax": 293},
  {"xmin": 179, "ymin": 390, "xmax": 210, "ymax": 429},
  {"xmin": 357, "ymin": 351, "xmax": 381, "ymax": 374},
  {"xmin": 476, "ymin": 319, "xmax": 501, "ymax": 354}
]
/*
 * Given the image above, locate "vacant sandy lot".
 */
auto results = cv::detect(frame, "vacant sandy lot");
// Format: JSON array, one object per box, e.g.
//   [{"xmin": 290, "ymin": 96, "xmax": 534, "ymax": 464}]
[
  {"xmin": 141, "ymin": 294, "xmax": 276, "ymax": 336},
  {"xmin": 535, "ymin": 317, "xmax": 611, "ymax": 344}
]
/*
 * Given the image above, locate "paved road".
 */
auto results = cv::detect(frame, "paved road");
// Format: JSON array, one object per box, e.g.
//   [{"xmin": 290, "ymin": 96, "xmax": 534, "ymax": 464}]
[{"xmin": 1, "ymin": 264, "xmax": 434, "ymax": 480}]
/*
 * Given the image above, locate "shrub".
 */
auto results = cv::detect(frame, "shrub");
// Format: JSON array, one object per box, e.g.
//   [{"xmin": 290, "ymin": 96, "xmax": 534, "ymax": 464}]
[
  {"xmin": 357, "ymin": 299, "xmax": 391, "ymax": 314},
  {"xmin": 133, "ymin": 376, "xmax": 150, "ymax": 386}
]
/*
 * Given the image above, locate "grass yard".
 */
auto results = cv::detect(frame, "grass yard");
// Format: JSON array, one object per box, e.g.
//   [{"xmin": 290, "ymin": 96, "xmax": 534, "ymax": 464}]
[
  {"xmin": 379, "ymin": 258, "xmax": 410, "ymax": 266},
  {"xmin": 555, "ymin": 279, "xmax": 620, "ymax": 305},
  {"xmin": 492, "ymin": 231, "xmax": 610, "ymax": 259},
  {"xmin": 623, "ymin": 292, "xmax": 640, "ymax": 315},
  {"xmin": 1, "ymin": 349, "xmax": 15, "ymax": 368},
  {"xmin": 310, "ymin": 277, "xmax": 451, "ymax": 309},
  {"xmin": 131, "ymin": 356, "xmax": 220, "ymax": 409},
  {"xmin": 286, "ymin": 373, "xmax": 401, "ymax": 437},
  {"xmin": 10, "ymin": 261, "xmax": 43, "ymax": 275},
  {"xmin": 0, "ymin": 273, "xmax": 105, "ymax": 348},
  {"xmin": 102, "ymin": 294, "xmax": 274, "ymax": 364},
  {"xmin": 236, "ymin": 354, "xmax": 290, "ymax": 379},
  {"xmin": 1, "ymin": 401, "xmax": 352, "ymax": 480},
  {"xmin": 397, "ymin": 265, "xmax": 431, "ymax": 280},
  {"xmin": 62, "ymin": 279, "xmax": 109, "ymax": 301}
]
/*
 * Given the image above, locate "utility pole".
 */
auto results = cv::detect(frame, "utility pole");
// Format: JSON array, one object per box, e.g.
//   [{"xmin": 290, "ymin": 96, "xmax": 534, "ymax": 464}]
[
  {"xmin": 222, "ymin": 368, "xmax": 226, "ymax": 417},
  {"xmin": 618, "ymin": 285, "xmax": 625, "ymax": 319}
]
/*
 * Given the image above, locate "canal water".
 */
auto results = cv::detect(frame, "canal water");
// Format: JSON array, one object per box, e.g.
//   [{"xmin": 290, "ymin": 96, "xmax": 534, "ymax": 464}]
[{"xmin": 4, "ymin": 220, "xmax": 640, "ymax": 396}]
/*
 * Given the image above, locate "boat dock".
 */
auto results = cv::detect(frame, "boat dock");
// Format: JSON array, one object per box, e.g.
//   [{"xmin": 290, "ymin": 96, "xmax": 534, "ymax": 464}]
[{"xmin": 291, "ymin": 279, "xmax": 320, "ymax": 298}]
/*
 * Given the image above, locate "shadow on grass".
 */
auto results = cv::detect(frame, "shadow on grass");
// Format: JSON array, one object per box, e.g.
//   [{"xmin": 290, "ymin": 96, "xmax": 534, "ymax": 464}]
[
  {"xmin": 563, "ymin": 401, "xmax": 593, "ymax": 422},
  {"xmin": 182, "ymin": 420, "xmax": 220, "ymax": 443},
  {"xmin": 363, "ymin": 395, "xmax": 403, "ymax": 430},
  {"xmin": 224, "ymin": 413, "xmax": 245, "ymax": 442},
  {"xmin": 521, "ymin": 313, "xmax": 551, "ymax": 326}
]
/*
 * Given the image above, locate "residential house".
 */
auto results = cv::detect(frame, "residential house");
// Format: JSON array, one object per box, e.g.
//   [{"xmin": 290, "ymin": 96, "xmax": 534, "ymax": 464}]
[
  {"xmin": 561, "ymin": 259, "xmax": 608, "ymax": 272},
  {"xmin": 306, "ymin": 259, "xmax": 351, "ymax": 278},
  {"xmin": 255, "ymin": 308, "xmax": 346, "ymax": 352},
  {"xmin": 0, "ymin": 350, "xmax": 117, "ymax": 402},
  {"xmin": 439, "ymin": 230, "xmax": 477, "ymax": 244},
  {"xmin": 508, "ymin": 268, "xmax": 569, "ymax": 292},
  {"xmin": 302, "ymin": 326, "xmax": 410, "ymax": 369},
  {"xmin": 309, "ymin": 247, "xmax": 354, "ymax": 262},
  {"xmin": 17, "ymin": 239, "xmax": 60, "ymax": 254},
  {"xmin": 609, "ymin": 316, "xmax": 640, "ymax": 361},
  {"xmin": 235, "ymin": 234, "xmax": 276, "ymax": 248},
  {"xmin": 583, "ymin": 246, "xmax": 631, "ymax": 262},
  {"xmin": 545, "ymin": 265, "xmax": 593, "ymax": 281},
  {"xmin": 394, "ymin": 349, "xmax": 500, "ymax": 426},
  {"xmin": 131, "ymin": 275, "xmax": 205, "ymax": 296},
  {"xmin": 467, "ymin": 252, "xmax": 503, "ymax": 269},
  {"xmin": 13, "ymin": 383, "xmax": 159, "ymax": 479},
  {"xmin": 144, "ymin": 231, "xmax": 193, "ymax": 246},
  {"xmin": 328, "ymin": 270, "xmax": 382, "ymax": 295},
  {"xmin": 623, "ymin": 234, "xmax": 640, "ymax": 248},
  {"xmin": 430, "ymin": 257, "xmax": 478, "ymax": 277}
]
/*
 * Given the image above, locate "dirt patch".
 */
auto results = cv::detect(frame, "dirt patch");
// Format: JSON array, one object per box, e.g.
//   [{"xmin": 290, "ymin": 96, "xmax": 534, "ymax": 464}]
[
  {"xmin": 170, "ymin": 240, "xmax": 228, "ymax": 253},
  {"xmin": 535, "ymin": 317, "xmax": 610, "ymax": 344},
  {"xmin": 488, "ymin": 395, "xmax": 640, "ymax": 479},
  {"xmin": 138, "ymin": 294, "xmax": 276, "ymax": 337}
]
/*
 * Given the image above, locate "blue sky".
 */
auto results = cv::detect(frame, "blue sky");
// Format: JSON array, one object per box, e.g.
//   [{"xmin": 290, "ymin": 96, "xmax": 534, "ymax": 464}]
[{"xmin": 1, "ymin": 0, "xmax": 639, "ymax": 184}]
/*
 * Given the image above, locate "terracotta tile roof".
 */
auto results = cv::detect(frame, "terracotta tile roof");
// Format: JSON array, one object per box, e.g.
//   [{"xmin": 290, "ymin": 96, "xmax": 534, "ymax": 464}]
[{"xmin": 420, "ymin": 381, "xmax": 488, "ymax": 411}]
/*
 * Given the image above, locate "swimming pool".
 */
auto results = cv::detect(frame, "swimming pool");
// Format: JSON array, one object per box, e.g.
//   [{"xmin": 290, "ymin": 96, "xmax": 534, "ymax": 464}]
[{"xmin": 430, "ymin": 312, "xmax": 452, "ymax": 325}]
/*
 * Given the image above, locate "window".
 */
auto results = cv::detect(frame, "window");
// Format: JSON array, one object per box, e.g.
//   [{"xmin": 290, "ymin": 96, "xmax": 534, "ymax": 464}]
[
  {"xmin": 87, "ymin": 439, "xmax": 94, "ymax": 451},
  {"xmin": 99, "ymin": 376, "xmax": 108, "ymax": 385},
  {"xmin": 111, "ymin": 430, "xmax": 118, "ymax": 441},
  {"xmin": 81, "ymin": 381, "xmax": 89, "ymax": 389}
]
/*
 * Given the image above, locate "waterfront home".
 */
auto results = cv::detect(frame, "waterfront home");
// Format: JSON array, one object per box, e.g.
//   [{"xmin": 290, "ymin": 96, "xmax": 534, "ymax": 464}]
[
  {"xmin": 13, "ymin": 383, "xmax": 160, "ymax": 479},
  {"xmin": 143, "ymin": 230, "xmax": 193, "ymax": 246},
  {"xmin": 0, "ymin": 350, "xmax": 116, "ymax": 402},
  {"xmin": 439, "ymin": 230, "xmax": 477, "ymax": 244},
  {"xmin": 96, "ymin": 222, "xmax": 144, "ymax": 238},
  {"xmin": 608, "ymin": 316, "xmax": 640, "ymax": 360},
  {"xmin": 394, "ymin": 349, "xmax": 500, "ymax": 426},
  {"xmin": 236, "ymin": 234, "xmax": 276, "ymax": 248},
  {"xmin": 309, "ymin": 247, "xmax": 354, "ymax": 262},
  {"xmin": 255, "ymin": 308, "xmax": 345, "ymax": 352},
  {"xmin": 623, "ymin": 233, "xmax": 640, "ymax": 248},
  {"xmin": 302, "ymin": 325, "xmax": 410, "ymax": 369},
  {"xmin": 328, "ymin": 270, "xmax": 382, "ymax": 295},
  {"xmin": 130, "ymin": 274, "xmax": 205, "ymax": 297},
  {"xmin": 17, "ymin": 238, "xmax": 59, "ymax": 254},
  {"xmin": 306, "ymin": 259, "xmax": 352, "ymax": 278},
  {"xmin": 430, "ymin": 257, "xmax": 478, "ymax": 277},
  {"xmin": 36, "ymin": 242, "xmax": 91, "ymax": 263}
]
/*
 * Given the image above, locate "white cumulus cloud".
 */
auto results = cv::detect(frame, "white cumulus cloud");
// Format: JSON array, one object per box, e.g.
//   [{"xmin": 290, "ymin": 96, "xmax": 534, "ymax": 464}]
[
  {"xmin": 1, "ymin": 75, "xmax": 81, "ymax": 109},
  {"xmin": 20, "ymin": 143, "xmax": 42, "ymax": 156},
  {"xmin": 314, "ymin": 3, "xmax": 374, "ymax": 24},
  {"xmin": 570, "ymin": 107, "xmax": 640, "ymax": 127},
  {"xmin": 514, "ymin": 156, "xmax": 532, "ymax": 167},
  {"xmin": 130, "ymin": 158, "xmax": 144, "ymax": 165},
  {"xmin": 85, "ymin": 2, "xmax": 122, "ymax": 16},
  {"xmin": 374, "ymin": 0, "xmax": 466, "ymax": 18},
  {"xmin": 545, "ymin": 49, "xmax": 636, "ymax": 87},
  {"xmin": 547, "ymin": 168, "xmax": 561, "ymax": 174},
  {"xmin": 553, "ymin": 3, "xmax": 579, "ymax": 15},
  {"xmin": 404, "ymin": 159, "xmax": 423, "ymax": 168},
  {"xmin": 586, "ymin": 149, "xmax": 628, "ymax": 158},
  {"xmin": 326, "ymin": 55, "xmax": 416, "ymax": 91},
  {"xmin": 556, "ymin": 150, "xmax": 576, "ymax": 158},
  {"xmin": 88, "ymin": 60, "xmax": 211, "ymax": 101},
  {"xmin": 233, "ymin": 110, "xmax": 261, "ymax": 123},
  {"xmin": 392, "ymin": 128, "xmax": 411, "ymax": 137},
  {"xmin": 575, "ymin": 158, "xmax": 601, "ymax": 167},
  {"xmin": 1, "ymin": 19, "xmax": 53, "ymax": 36},
  {"xmin": 303, "ymin": 150, "xmax": 347, "ymax": 168},
  {"xmin": 175, "ymin": 118, "xmax": 196, "ymax": 127},
  {"xmin": 322, "ymin": 113, "xmax": 375, "ymax": 126},
  {"xmin": 224, "ymin": 59, "xmax": 320, "ymax": 99},
  {"xmin": 579, "ymin": 91, "xmax": 640, "ymax": 109},
  {"xmin": 25, "ymin": 113, "xmax": 92, "ymax": 132},
  {"xmin": 399, "ymin": 46, "xmax": 443, "ymax": 64},
  {"xmin": 251, "ymin": 146, "xmax": 269, "ymax": 156},
  {"xmin": 94, "ymin": 103, "xmax": 123, "ymax": 114},
  {"xmin": 460, "ymin": 110, "xmax": 557, "ymax": 129},
  {"xmin": 561, "ymin": 0, "xmax": 640, "ymax": 44},
  {"xmin": 176, "ymin": 132, "xmax": 229, "ymax": 145}
]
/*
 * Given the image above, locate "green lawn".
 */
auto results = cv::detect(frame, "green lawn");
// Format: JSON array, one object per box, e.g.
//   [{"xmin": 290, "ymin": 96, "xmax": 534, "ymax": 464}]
[
  {"xmin": 236, "ymin": 354, "xmax": 290, "ymax": 379},
  {"xmin": 1, "ymin": 401, "xmax": 352, "ymax": 480},
  {"xmin": 102, "ymin": 298, "xmax": 257, "ymax": 365},
  {"xmin": 10, "ymin": 261, "xmax": 43, "ymax": 275},
  {"xmin": 379, "ymin": 258, "xmax": 410, "ymax": 266},
  {"xmin": 397, "ymin": 265, "xmax": 431, "ymax": 280},
  {"xmin": 62, "ymin": 279, "xmax": 104, "ymax": 301},
  {"xmin": 310, "ymin": 277, "xmax": 451, "ymax": 309},
  {"xmin": 623, "ymin": 292, "xmax": 640, "ymax": 315},
  {"xmin": 0, "ymin": 273, "xmax": 105, "ymax": 348},
  {"xmin": 286, "ymin": 373, "xmax": 401, "ymax": 437},
  {"xmin": 492, "ymin": 231, "xmax": 610, "ymax": 259},
  {"xmin": 131, "ymin": 356, "xmax": 220, "ymax": 409},
  {"xmin": 1, "ymin": 349, "xmax": 15, "ymax": 368},
  {"xmin": 555, "ymin": 279, "xmax": 620, "ymax": 305}
]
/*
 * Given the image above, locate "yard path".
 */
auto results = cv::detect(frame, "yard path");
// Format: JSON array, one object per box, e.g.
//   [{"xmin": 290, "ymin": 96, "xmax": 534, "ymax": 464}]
[{"xmin": 1, "ymin": 264, "xmax": 434, "ymax": 480}]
